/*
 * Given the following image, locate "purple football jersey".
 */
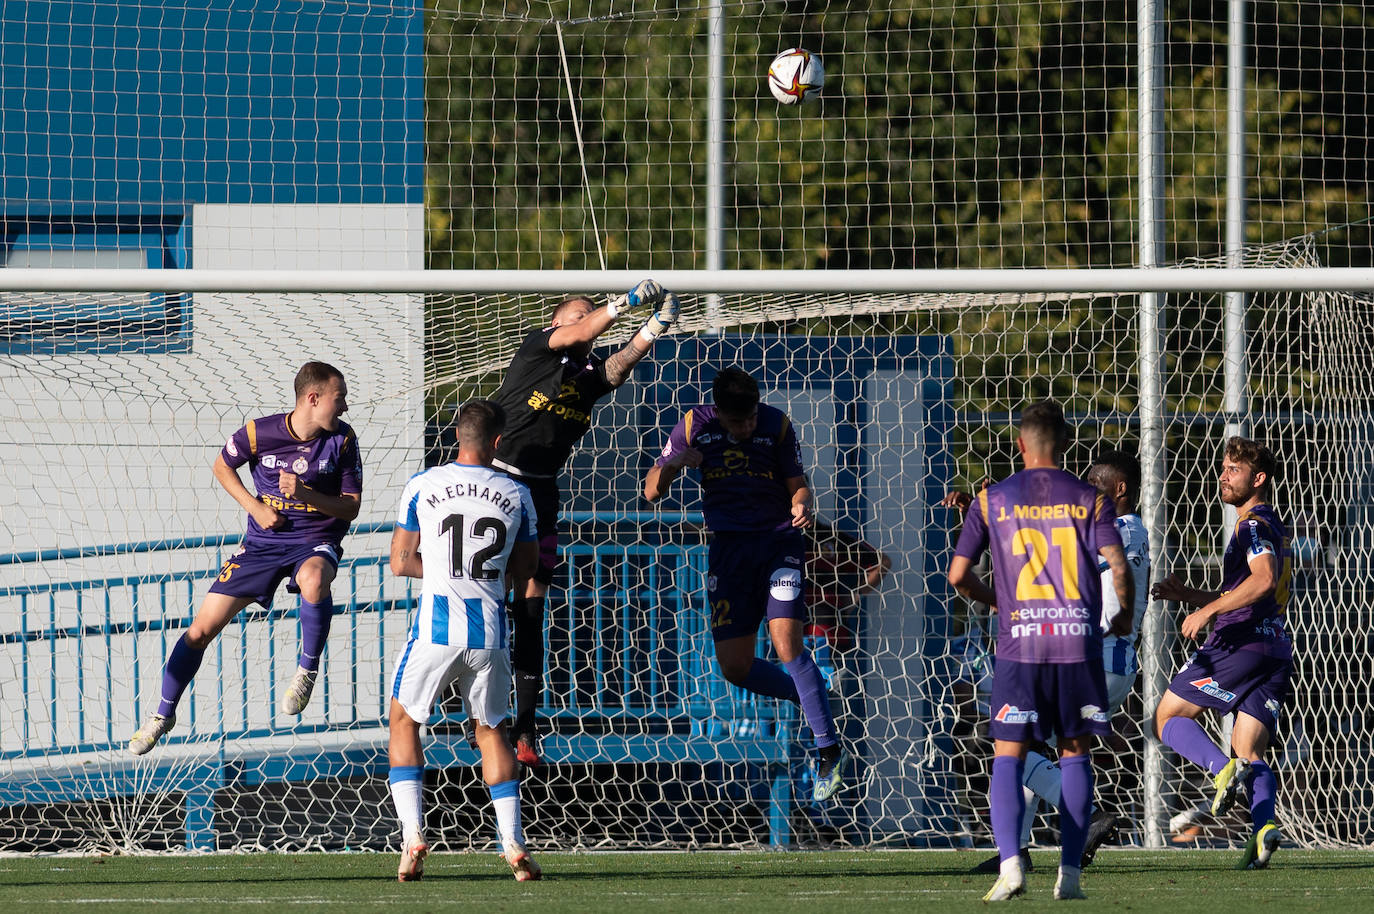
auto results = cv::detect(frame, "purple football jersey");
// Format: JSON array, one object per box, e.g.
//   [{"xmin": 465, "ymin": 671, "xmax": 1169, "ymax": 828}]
[
  {"xmin": 954, "ymin": 468, "xmax": 1122, "ymax": 663},
  {"xmin": 653, "ymin": 403, "xmax": 805, "ymax": 532},
  {"xmin": 221, "ymin": 412, "xmax": 363, "ymax": 546},
  {"xmin": 1210, "ymin": 503, "xmax": 1291, "ymax": 653}
]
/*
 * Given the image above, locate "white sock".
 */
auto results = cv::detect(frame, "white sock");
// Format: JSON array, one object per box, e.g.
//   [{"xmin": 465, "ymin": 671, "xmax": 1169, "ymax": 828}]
[
  {"xmin": 489, "ymin": 779, "xmax": 524, "ymax": 846},
  {"xmin": 1024, "ymin": 750, "xmax": 1063, "ymax": 807},
  {"xmin": 1019, "ymin": 786, "xmax": 1039, "ymax": 848},
  {"xmin": 1001, "ymin": 854, "xmax": 1025, "ymax": 884},
  {"xmin": 388, "ymin": 767, "xmax": 425, "ymax": 842}
]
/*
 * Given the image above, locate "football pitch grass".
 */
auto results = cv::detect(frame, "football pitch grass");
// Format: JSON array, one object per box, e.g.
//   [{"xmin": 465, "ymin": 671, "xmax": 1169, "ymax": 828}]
[{"xmin": 1, "ymin": 848, "xmax": 1371, "ymax": 913}]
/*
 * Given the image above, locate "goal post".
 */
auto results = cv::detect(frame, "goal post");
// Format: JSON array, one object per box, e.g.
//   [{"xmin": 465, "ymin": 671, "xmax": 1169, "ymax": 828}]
[{"xmin": 4, "ymin": 246, "xmax": 1374, "ymax": 852}]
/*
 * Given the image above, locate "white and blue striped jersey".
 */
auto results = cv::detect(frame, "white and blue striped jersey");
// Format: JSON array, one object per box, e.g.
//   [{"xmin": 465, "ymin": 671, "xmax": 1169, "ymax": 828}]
[
  {"xmin": 395, "ymin": 462, "xmax": 537, "ymax": 650},
  {"xmin": 1099, "ymin": 512, "xmax": 1150, "ymax": 676}
]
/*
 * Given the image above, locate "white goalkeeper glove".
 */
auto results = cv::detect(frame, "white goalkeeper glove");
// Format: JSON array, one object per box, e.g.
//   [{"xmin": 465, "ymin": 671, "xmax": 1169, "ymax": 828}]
[
  {"xmin": 606, "ymin": 279, "xmax": 664, "ymax": 318},
  {"xmin": 638, "ymin": 291, "xmax": 680, "ymax": 343}
]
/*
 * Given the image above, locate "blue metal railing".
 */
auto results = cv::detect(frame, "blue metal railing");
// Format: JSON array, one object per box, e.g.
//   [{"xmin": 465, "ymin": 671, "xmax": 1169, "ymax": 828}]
[{"xmin": 1, "ymin": 514, "xmax": 799, "ymax": 845}]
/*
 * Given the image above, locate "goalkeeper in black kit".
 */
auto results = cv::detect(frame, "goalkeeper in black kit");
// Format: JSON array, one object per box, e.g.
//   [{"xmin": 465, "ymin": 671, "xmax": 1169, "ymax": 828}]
[{"xmin": 490, "ymin": 280, "xmax": 680, "ymax": 765}]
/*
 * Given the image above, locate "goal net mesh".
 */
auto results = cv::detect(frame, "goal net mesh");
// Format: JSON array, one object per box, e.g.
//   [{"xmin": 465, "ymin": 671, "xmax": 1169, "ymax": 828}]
[{"xmin": 3, "ymin": 237, "xmax": 1373, "ymax": 852}]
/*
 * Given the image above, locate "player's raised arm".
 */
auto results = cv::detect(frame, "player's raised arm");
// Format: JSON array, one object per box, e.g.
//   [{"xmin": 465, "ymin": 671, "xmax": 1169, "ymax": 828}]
[
  {"xmin": 604, "ymin": 292, "xmax": 680, "ymax": 387},
  {"xmin": 546, "ymin": 280, "xmax": 665, "ymax": 353}
]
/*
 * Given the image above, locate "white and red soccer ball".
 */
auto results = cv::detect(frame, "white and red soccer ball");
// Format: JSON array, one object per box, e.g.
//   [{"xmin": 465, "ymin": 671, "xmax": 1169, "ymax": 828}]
[{"xmin": 767, "ymin": 48, "xmax": 825, "ymax": 105}]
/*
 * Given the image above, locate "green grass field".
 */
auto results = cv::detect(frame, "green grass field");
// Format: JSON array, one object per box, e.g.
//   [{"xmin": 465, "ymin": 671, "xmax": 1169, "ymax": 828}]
[{"xmin": 1, "ymin": 849, "xmax": 1370, "ymax": 913}]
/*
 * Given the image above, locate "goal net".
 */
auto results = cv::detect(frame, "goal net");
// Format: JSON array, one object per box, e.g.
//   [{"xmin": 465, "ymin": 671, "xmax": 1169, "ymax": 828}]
[
  {"xmin": 3, "ymin": 237, "xmax": 1373, "ymax": 852},
  {"xmin": 4, "ymin": 0, "xmax": 1373, "ymax": 855}
]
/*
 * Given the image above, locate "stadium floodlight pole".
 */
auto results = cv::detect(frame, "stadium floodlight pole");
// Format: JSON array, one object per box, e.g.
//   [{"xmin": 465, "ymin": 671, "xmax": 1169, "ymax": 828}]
[
  {"xmin": 704, "ymin": 0, "xmax": 726, "ymax": 330},
  {"xmin": 7, "ymin": 268, "xmax": 1374, "ymax": 295},
  {"xmin": 1137, "ymin": 0, "xmax": 1171, "ymax": 850},
  {"xmin": 1223, "ymin": 0, "xmax": 1251, "ymax": 542}
]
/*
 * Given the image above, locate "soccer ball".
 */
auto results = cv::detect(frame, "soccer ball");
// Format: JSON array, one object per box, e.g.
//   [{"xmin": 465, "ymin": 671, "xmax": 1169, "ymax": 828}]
[{"xmin": 767, "ymin": 48, "xmax": 825, "ymax": 105}]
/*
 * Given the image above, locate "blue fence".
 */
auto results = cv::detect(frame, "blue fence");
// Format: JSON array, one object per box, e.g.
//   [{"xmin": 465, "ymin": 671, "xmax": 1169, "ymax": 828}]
[{"xmin": 0, "ymin": 516, "xmax": 799, "ymax": 847}]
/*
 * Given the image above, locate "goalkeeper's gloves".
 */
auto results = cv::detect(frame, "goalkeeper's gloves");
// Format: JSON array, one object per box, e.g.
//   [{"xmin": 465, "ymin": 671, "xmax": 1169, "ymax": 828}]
[
  {"xmin": 638, "ymin": 291, "xmax": 680, "ymax": 343},
  {"xmin": 607, "ymin": 278, "xmax": 664, "ymax": 317}
]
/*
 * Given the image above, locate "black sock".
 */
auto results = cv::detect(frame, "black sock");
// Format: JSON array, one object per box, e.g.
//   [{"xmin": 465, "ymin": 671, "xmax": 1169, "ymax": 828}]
[{"xmin": 510, "ymin": 595, "xmax": 547, "ymax": 735}]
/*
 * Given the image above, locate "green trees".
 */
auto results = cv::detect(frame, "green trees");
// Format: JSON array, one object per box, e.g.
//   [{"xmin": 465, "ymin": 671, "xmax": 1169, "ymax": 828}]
[{"xmin": 424, "ymin": 1, "xmax": 1371, "ymax": 271}]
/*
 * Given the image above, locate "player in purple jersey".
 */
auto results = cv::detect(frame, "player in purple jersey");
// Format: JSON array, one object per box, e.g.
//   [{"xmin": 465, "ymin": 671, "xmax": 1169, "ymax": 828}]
[
  {"xmin": 131, "ymin": 362, "xmax": 363, "ymax": 756},
  {"xmin": 946, "ymin": 449, "xmax": 1141, "ymax": 875},
  {"xmin": 1152, "ymin": 437, "xmax": 1292, "ymax": 870},
  {"xmin": 491, "ymin": 280, "xmax": 679, "ymax": 766},
  {"xmin": 948, "ymin": 401, "xmax": 1132, "ymax": 901},
  {"xmin": 644, "ymin": 367, "xmax": 850, "ymax": 802}
]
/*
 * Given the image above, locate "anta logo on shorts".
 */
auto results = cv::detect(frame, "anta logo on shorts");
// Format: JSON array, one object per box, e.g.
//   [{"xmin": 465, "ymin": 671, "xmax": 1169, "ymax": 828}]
[
  {"xmin": 994, "ymin": 703, "xmax": 1038, "ymax": 724},
  {"xmin": 1190, "ymin": 677, "xmax": 1238, "ymax": 702}
]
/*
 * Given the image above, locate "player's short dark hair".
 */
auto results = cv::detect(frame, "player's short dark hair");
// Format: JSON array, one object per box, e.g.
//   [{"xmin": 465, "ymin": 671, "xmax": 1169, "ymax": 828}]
[
  {"xmin": 294, "ymin": 361, "xmax": 344, "ymax": 398},
  {"xmin": 1092, "ymin": 448, "xmax": 1141, "ymax": 503},
  {"xmin": 1018, "ymin": 399, "xmax": 1070, "ymax": 454},
  {"xmin": 456, "ymin": 399, "xmax": 506, "ymax": 446},
  {"xmin": 1225, "ymin": 436, "xmax": 1279, "ymax": 489},
  {"xmin": 551, "ymin": 296, "xmax": 596, "ymax": 323},
  {"xmin": 712, "ymin": 367, "xmax": 760, "ymax": 417}
]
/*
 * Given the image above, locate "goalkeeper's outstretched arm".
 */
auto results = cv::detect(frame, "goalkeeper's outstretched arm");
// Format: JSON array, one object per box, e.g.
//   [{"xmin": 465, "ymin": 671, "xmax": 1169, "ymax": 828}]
[{"xmin": 605, "ymin": 291, "xmax": 681, "ymax": 387}]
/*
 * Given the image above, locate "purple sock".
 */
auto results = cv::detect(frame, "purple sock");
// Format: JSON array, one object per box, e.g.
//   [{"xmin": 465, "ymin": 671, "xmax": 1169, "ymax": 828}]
[
  {"xmin": 783, "ymin": 652, "xmax": 837, "ymax": 749},
  {"xmin": 297, "ymin": 597, "xmax": 333, "ymax": 672},
  {"xmin": 1161, "ymin": 716, "xmax": 1230, "ymax": 775},
  {"xmin": 1059, "ymin": 754, "xmax": 1093, "ymax": 869},
  {"xmin": 1248, "ymin": 759, "xmax": 1277, "ymax": 829},
  {"xmin": 738, "ymin": 658, "xmax": 800, "ymax": 702},
  {"xmin": 990, "ymin": 755, "xmax": 1026, "ymax": 863},
  {"xmin": 157, "ymin": 634, "xmax": 205, "ymax": 717}
]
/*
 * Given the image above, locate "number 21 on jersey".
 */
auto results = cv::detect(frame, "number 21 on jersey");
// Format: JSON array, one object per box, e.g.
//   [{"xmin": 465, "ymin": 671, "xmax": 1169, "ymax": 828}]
[{"xmin": 1012, "ymin": 526, "xmax": 1081, "ymax": 601}]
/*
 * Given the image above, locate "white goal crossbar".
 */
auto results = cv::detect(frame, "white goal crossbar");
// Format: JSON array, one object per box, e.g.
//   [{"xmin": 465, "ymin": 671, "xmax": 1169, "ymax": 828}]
[{"xmin": 4, "ymin": 267, "xmax": 1374, "ymax": 294}]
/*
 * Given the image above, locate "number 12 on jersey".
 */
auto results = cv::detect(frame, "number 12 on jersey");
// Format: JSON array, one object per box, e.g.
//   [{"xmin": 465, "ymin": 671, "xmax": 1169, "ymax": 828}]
[{"xmin": 439, "ymin": 513, "xmax": 506, "ymax": 580}]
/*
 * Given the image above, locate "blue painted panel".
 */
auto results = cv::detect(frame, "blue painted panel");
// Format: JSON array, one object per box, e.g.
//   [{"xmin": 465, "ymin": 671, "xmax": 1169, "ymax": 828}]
[{"xmin": 0, "ymin": 1, "xmax": 421, "ymax": 206}]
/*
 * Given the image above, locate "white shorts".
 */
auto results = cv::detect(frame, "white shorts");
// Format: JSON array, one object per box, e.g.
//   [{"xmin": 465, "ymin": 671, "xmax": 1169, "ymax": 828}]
[
  {"xmin": 1104, "ymin": 668, "xmax": 1137, "ymax": 714},
  {"xmin": 390, "ymin": 639, "xmax": 512, "ymax": 728}
]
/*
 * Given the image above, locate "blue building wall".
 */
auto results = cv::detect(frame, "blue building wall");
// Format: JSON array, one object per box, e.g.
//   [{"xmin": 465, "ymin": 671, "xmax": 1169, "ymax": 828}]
[{"xmin": 1, "ymin": 0, "xmax": 421, "ymax": 207}]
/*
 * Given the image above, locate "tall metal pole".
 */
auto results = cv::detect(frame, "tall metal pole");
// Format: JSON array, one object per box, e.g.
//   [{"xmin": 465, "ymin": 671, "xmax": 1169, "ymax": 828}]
[
  {"xmin": 705, "ymin": 0, "xmax": 726, "ymax": 328},
  {"xmin": 1137, "ymin": 0, "xmax": 1171, "ymax": 850},
  {"xmin": 1223, "ymin": 0, "xmax": 1250, "ymax": 533}
]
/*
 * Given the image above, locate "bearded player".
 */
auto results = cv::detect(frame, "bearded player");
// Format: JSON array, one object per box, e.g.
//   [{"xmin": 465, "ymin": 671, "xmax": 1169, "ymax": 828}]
[{"xmin": 1152, "ymin": 436, "xmax": 1291, "ymax": 870}]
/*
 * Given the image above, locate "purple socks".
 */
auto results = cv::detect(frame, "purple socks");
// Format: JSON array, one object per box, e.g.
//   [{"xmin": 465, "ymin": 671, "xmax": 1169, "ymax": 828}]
[
  {"xmin": 738, "ymin": 658, "xmax": 800, "ymax": 702},
  {"xmin": 1161, "ymin": 716, "xmax": 1230, "ymax": 775},
  {"xmin": 157, "ymin": 634, "xmax": 205, "ymax": 717},
  {"xmin": 1059, "ymin": 754, "xmax": 1093, "ymax": 869},
  {"xmin": 297, "ymin": 597, "xmax": 333, "ymax": 671},
  {"xmin": 991, "ymin": 755, "xmax": 1027, "ymax": 863},
  {"xmin": 784, "ymin": 652, "xmax": 838, "ymax": 749},
  {"xmin": 1248, "ymin": 759, "xmax": 1277, "ymax": 829}
]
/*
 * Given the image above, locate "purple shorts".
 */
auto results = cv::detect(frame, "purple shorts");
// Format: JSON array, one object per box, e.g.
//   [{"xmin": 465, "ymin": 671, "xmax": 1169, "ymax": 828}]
[
  {"xmin": 1167, "ymin": 639, "xmax": 1293, "ymax": 732},
  {"xmin": 209, "ymin": 539, "xmax": 342, "ymax": 608},
  {"xmin": 988, "ymin": 657, "xmax": 1111, "ymax": 743},
  {"xmin": 706, "ymin": 530, "xmax": 806, "ymax": 642}
]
